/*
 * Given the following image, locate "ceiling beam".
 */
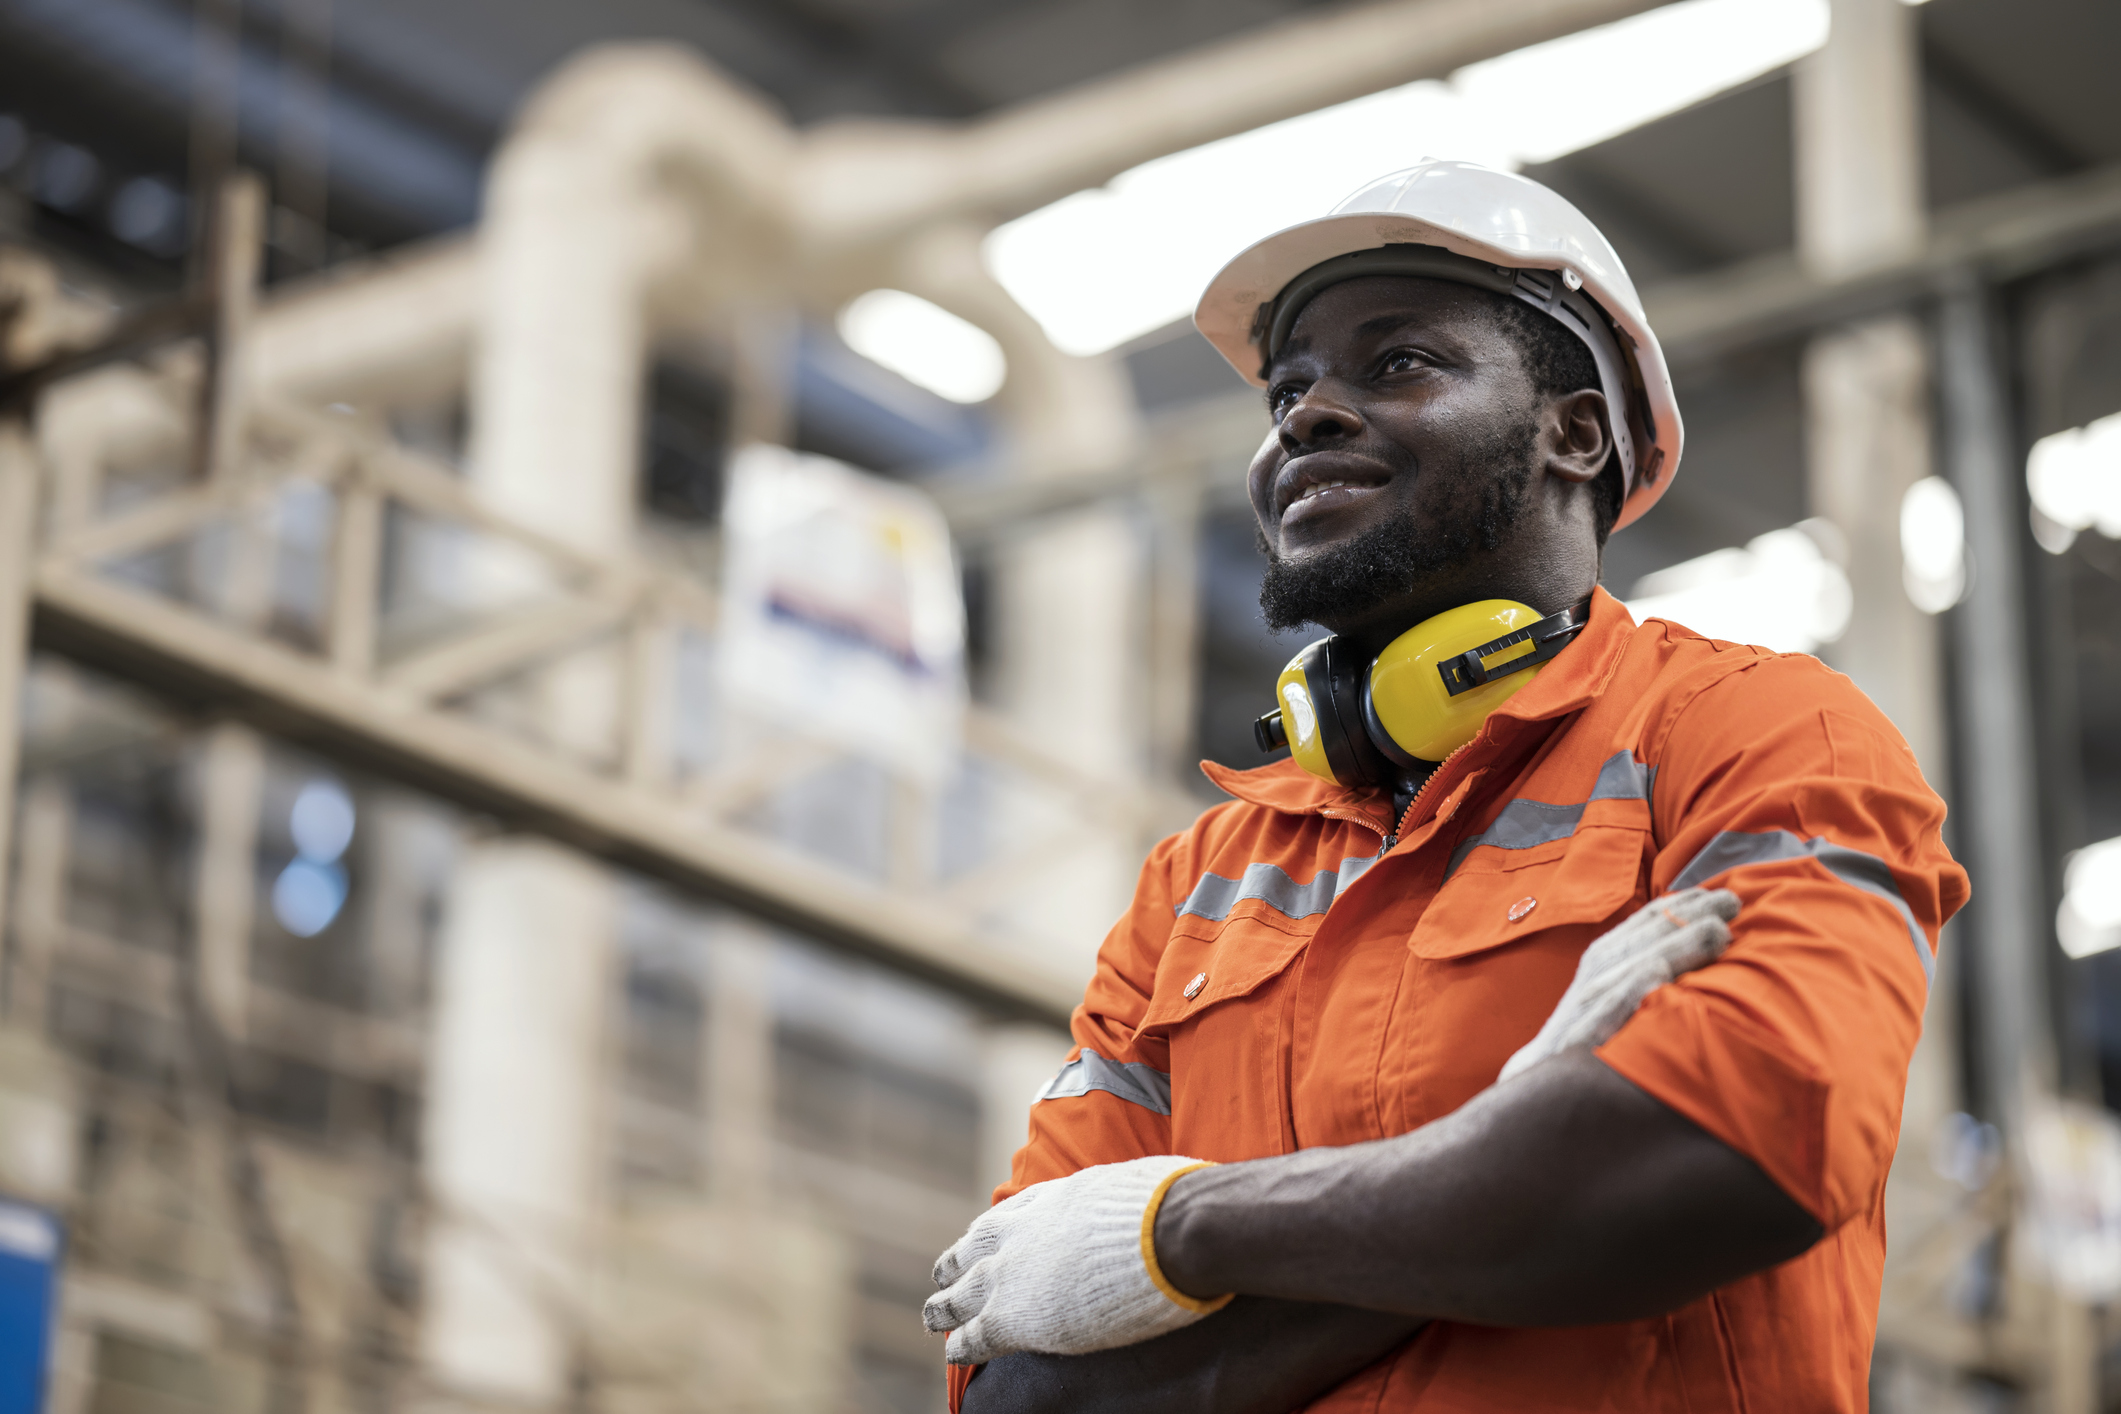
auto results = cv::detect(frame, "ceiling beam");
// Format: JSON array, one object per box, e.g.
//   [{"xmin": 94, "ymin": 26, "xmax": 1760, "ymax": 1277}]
[
  {"xmin": 1647, "ymin": 159, "xmax": 2121, "ymax": 366},
  {"xmin": 695, "ymin": 0, "xmax": 991, "ymax": 118},
  {"xmin": 28, "ymin": 566, "xmax": 1084, "ymax": 1027},
  {"xmin": 1920, "ymin": 31, "xmax": 2090, "ymax": 178}
]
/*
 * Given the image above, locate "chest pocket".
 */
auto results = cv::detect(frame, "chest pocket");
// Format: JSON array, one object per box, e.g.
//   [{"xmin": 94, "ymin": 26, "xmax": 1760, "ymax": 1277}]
[
  {"xmin": 1410, "ymin": 822, "xmax": 1651, "ymax": 961},
  {"xmin": 1380, "ymin": 822, "xmax": 1656, "ymax": 1135},
  {"xmin": 1136, "ymin": 900, "xmax": 1321, "ymax": 1162},
  {"xmin": 1142, "ymin": 845, "xmax": 1385, "ymax": 1032},
  {"xmin": 1138, "ymin": 908, "xmax": 1313, "ymax": 1035}
]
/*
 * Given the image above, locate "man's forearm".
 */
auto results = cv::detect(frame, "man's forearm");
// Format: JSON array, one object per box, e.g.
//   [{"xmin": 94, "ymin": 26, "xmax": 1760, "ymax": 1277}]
[
  {"xmin": 1154, "ymin": 1050, "xmax": 1823, "ymax": 1327},
  {"xmin": 962, "ymin": 1298, "xmax": 1422, "ymax": 1414}
]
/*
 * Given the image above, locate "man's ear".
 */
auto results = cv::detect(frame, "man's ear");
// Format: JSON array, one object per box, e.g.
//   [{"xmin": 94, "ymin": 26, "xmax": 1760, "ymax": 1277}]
[{"xmin": 1544, "ymin": 389, "xmax": 1611, "ymax": 485}]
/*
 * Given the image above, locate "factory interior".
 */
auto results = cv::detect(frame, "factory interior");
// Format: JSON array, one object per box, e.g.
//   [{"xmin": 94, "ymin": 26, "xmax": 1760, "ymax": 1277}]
[{"xmin": 0, "ymin": 0, "xmax": 2118, "ymax": 1408}]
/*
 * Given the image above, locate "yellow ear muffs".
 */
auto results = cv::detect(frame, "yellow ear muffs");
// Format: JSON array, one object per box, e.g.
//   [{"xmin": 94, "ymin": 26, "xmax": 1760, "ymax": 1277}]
[{"xmin": 1256, "ymin": 598, "xmax": 1591, "ymax": 784}]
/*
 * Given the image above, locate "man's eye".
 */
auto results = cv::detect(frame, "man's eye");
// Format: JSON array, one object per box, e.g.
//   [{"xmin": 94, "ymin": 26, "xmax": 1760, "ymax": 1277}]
[
  {"xmin": 1381, "ymin": 348, "xmax": 1427, "ymax": 374},
  {"xmin": 1267, "ymin": 384, "xmax": 1304, "ymax": 418}
]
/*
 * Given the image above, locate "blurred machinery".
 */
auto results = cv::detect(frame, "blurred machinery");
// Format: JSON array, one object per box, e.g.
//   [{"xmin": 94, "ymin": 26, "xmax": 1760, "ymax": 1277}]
[{"xmin": 0, "ymin": 0, "xmax": 2116, "ymax": 1410}]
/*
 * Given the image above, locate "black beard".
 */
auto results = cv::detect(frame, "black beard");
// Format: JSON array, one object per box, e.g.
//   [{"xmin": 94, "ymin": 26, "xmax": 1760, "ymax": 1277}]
[{"xmin": 1257, "ymin": 420, "xmax": 1540, "ymax": 634}]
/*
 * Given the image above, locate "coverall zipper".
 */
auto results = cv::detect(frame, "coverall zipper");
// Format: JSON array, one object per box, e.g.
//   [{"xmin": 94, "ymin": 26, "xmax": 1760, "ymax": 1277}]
[
  {"xmin": 1319, "ymin": 738, "xmax": 1478, "ymax": 854},
  {"xmin": 1399, "ymin": 739, "xmax": 1476, "ymax": 841}
]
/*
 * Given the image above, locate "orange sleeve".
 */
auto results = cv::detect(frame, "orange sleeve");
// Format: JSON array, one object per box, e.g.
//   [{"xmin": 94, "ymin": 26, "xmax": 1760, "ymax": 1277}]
[
  {"xmin": 948, "ymin": 830, "xmax": 1194, "ymax": 1407},
  {"xmin": 993, "ymin": 829, "xmax": 1189, "ymax": 1201},
  {"xmin": 1596, "ymin": 656, "xmax": 1969, "ymax": 1230}
]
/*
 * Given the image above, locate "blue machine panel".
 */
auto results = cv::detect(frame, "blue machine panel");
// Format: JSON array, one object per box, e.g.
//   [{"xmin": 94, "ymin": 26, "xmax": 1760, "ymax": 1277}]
[{"xmin": 0, "ymin": 1200, "xmax": 60, "ymax": 1414}]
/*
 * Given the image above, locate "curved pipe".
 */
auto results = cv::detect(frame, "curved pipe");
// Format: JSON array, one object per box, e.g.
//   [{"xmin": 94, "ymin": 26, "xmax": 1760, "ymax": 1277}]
[{"xmin": 466, "ymin": 44, "xmax": 793, "ymax": 557}]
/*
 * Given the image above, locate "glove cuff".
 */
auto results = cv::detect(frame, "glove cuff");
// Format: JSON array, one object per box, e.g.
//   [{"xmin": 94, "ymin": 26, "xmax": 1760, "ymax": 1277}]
[{"xmin": 1138, "ymin": 1161, "xmax": 1235, "ymax": 1315}]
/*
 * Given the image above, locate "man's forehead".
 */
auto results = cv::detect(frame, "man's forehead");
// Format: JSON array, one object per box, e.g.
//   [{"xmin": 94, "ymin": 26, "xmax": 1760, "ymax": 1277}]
[{"xmin": 1272, "ymin": 276, "xmax": 1492, "ymax": 366}]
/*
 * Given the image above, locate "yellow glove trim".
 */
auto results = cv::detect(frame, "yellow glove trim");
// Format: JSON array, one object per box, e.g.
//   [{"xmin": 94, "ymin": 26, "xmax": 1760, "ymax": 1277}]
[{"xmin": 1139, "ymin": 1161, "xmax": 1236, "ymax": 1316}]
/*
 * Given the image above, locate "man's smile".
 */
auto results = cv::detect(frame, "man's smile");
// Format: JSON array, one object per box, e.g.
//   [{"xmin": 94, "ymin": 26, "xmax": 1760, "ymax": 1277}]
[{"xmin": 1272, "ymin": 451, "xmax": 1394, "ymax": 528}]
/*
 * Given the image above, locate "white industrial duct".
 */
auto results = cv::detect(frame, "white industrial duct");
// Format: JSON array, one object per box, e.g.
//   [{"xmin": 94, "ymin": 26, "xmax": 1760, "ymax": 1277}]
[
  {"xmin": 467, "ymin": 45, "xmax": 795, "ymax": 556},
  {"xmin": 251, "ymin": 238, "xmax": 478, "ymax": 407}
]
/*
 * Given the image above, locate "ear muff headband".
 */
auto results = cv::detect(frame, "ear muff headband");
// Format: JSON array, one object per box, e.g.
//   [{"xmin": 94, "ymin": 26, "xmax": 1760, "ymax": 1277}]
[
  {"xmin": 1253, "ymin": 244, "xmax": 1649, "ymax": 502},
  {"xmin": 1257, "ymin": 598, "xmax": 1592, "ymax": 786}
]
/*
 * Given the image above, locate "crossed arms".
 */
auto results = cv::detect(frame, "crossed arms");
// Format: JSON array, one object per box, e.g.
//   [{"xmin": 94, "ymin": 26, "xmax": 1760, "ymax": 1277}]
[
  {"xmin": 943, "ymin": 889, "xmax": 1824, "ymax": 1411},
  {"xmin": 960, "ymin": 1049, "xmax": 1822, "ymax": 1413}
]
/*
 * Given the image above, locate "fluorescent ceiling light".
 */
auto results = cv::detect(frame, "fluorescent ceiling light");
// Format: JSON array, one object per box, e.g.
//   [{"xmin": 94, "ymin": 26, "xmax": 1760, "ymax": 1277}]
[
  {"xmin": 2059, "ymin": 837, "xmax": 2121, "ymax": 960},
  {"xmin": 1899, "ymin": 476, "xmax": 1967, "ymax": 614},
  {"xmin": 837, "ymin": 289, "xmax": 1007, "ymax": 405},
  {"xmin": 2027, "ymin": 410, "xmax": 2121, "ymax": 554},
  {"xmin": 1626, "ymin": 522, "xmax": 1851, "ymax": 654},
  {"xmin": 987, "ymin": 0, "xmax": 1830, "ymax": 357}
]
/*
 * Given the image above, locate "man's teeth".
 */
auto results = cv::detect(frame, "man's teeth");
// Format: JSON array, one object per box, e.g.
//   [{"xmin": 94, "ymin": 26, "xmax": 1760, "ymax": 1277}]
[{"xmin": 1295, "ymin": 480, "xmax": 1357, "ymax": 503}]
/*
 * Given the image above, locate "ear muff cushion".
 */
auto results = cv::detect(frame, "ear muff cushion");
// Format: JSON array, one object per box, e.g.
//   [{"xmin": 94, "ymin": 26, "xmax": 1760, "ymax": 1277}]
[
  {"xmin": 1317, "ymin": 637, "xmax": 1389, "ymax": 788},
  {"xmin": 1303, "ymin": 641, "xmax": 1365, "ymax": 787},
  {"xmin": 1277, "ymin": 638, "xmax": 1386, "ymax": 788},
  {"xmin": 1274, "ymin": 648, "xmax": 1335, "ymax": 783}
]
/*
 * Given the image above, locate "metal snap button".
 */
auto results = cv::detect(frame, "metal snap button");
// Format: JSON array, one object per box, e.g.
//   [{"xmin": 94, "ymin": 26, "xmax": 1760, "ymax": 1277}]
[
  {"xmin": 1508, "ymin": 896, "xmax": 1538, "ymax": 923},
  {"xmin": 1183, "ymin": 972, "xmax": 1208, "ymax": 999}
]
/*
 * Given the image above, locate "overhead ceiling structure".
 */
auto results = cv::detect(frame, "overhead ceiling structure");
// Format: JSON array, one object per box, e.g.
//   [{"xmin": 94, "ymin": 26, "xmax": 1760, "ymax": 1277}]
[
  {"xmin": 1526, "ymin": 0, "xmax": 2121, "ymax": 285},
  {"xmin": 1524, "ymin": 0, "xmax": 2121, "ymax": 592},
  {"xmin": 0, "ymin": 0, "xmax": 1596, "ymax": 251},
  {"xmin": 1, "ymin": 0, "xmax": 2112, "ymax": 297},
  {"xmin": 8, "ymin": 0, "xmax": 2121, "ymax": 934}
]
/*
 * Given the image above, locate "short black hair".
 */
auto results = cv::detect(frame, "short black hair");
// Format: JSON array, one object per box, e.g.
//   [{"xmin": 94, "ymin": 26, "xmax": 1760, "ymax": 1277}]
[{"xmin": 1484, "ymin": 292, "xmax": 1626, "ymax": 545}]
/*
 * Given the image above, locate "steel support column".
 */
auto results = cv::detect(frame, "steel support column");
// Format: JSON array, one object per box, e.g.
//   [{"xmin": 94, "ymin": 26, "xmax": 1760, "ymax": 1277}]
[{"xmin": 1939, "ymin": 279, "xmax": 2054, "ymax": 1125}]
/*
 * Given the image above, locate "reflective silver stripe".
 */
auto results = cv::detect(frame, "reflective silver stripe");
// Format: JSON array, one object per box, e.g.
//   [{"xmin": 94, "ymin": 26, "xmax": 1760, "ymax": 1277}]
[
  {"xmin": 1035, "ymin": 1047, "xmax": 1171, "ymax": 1116},
  {"xmin": 1590, "ymin": 752, "xmax": 1657, "ymax": 803},
  {"xmin": 1448, "ymin": 800, "xmax": 1585, "ymax": 875},
  {"xmin": 1670, "ymin": 829, "xmax": 1933, "ymax": 985},
  {"xmin": 1175, "ymin": 849, "xmax": 1385, "ymax": 923},
  {"xmin": 1447, "ymin": 752, "xmax": 1656, "ymax": 876}
]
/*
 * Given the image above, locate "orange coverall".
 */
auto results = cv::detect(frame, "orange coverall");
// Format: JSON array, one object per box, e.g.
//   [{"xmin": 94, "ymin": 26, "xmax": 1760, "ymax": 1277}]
[{"xmin": 948, "ymin": 588, "xmax": 1968, "ymax": 1412}]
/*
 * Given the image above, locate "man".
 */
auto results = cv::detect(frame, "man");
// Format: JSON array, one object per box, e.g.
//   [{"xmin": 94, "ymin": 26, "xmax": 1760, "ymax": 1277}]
[{"xmin": 927, "ymin": 161, "xmax": 1968, "ymax": 1411}]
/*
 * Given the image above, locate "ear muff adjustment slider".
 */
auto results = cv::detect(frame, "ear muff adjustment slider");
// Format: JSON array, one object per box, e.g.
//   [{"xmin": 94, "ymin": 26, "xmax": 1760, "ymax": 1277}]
[{"xmin": 1438, "ymin": 601, "xmax": 1592, "ymax": 697}]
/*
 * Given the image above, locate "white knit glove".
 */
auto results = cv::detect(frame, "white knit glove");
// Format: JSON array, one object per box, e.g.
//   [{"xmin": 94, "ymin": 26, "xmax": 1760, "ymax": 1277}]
[
  {"xmin": 1498, "ymin": 886, "xmax": 1740, "ymax": 1084},
  {"xmin": 924, "ymin": 1154, "xmax": 1228, "ymax": 1364}
]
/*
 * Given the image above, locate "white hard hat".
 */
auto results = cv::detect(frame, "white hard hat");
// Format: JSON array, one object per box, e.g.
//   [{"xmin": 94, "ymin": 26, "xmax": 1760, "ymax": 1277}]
[{"xmin": 1194, "ymin": 159, "xmax": 1680, "ymax": 531}]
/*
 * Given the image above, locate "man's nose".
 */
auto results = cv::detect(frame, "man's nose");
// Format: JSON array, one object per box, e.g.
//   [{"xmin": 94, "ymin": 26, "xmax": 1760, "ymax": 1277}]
[{"xmin": 1279, "ymin": 387, "xmax": 1363, "ymax": 450}]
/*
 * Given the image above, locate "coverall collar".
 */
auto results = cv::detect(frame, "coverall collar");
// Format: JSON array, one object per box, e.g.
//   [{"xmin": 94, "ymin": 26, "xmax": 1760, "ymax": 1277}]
[{"xmin": 1201, "ymin": 586, "xmax": 1635, "ymax": 822}]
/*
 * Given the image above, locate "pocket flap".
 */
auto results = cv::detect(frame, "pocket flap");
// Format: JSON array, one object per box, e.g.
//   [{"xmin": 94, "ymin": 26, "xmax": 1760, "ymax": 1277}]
[
  {"xmin": 1139, "ymin": 914, "xmax": 1311, "ymax": 1031},
  {"xmin": 1411, "ymin": 824, "xmax": 1647, "ymax": 960}
]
